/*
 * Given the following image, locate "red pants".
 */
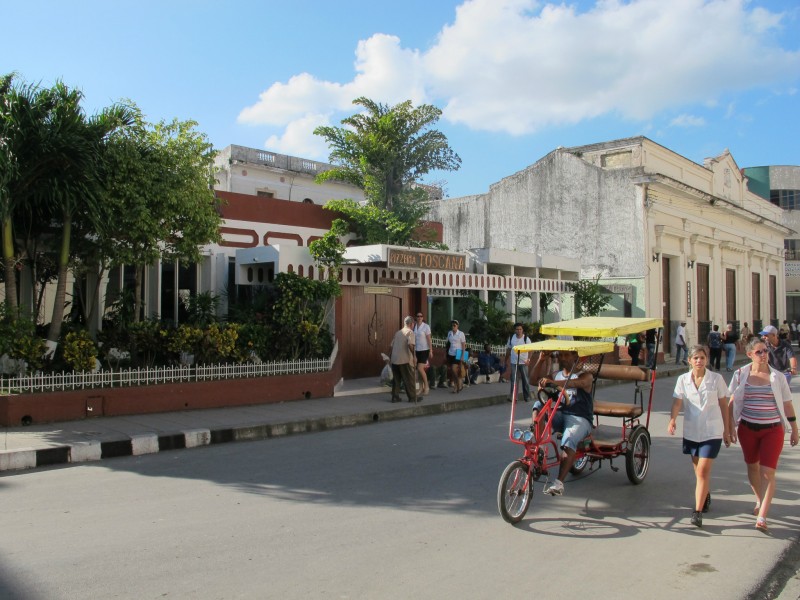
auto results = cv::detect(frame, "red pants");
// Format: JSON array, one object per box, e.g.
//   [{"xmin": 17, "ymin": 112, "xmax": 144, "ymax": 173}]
[{"xmin": 737, "ymin": 422, "xmax": 784, "ymax": 469}]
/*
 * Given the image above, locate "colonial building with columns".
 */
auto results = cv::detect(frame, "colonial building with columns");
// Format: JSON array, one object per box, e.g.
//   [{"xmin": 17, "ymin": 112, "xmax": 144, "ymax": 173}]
[{"xmin": 427, "ymin": 136, "xmax": 790, "ymax": 354}]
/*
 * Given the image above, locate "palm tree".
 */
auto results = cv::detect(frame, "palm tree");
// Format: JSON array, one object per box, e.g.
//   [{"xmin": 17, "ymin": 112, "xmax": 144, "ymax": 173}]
[
  {"xmin": 0, "ymin": 74, "xmax": 59, "ymax": 311},
  {"xmin": 0, "ymin": 75, "xmax": 133, "ymax": 347},
  {"xmin": 36, "ymin": 84, "xmax": 134, "ymax": 349},
  {"xmin": 314, "ymin": 97, "xmax": 461, "ymax": 211}
]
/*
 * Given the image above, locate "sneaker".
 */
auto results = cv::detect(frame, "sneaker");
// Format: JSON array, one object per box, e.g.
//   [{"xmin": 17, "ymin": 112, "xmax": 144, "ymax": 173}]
[
  {"xmin": 702, "ymin": 493, "xmax": 711, "ymax": 513},
  {"xmin": 543, "ymin": 479, "xmax": 564, "ymax": 496},
  {"xmin": 690, "ymin": 511, "xmax": 702, "ymax": 528}
]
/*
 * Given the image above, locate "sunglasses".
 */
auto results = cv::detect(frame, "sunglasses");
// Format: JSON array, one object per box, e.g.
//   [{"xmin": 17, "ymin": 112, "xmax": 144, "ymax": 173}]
[
  {"xmin": 416, "ymin": 315, "xmax": 423, "ymax": 318},
  {"xmin": 753, "ymin": 349, "xmax": 768, "ymax": 356}
]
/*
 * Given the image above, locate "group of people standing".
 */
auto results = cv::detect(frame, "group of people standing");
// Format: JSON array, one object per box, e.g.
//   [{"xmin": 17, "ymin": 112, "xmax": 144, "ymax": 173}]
[
  {"xmin": 390, "ymin": 315, "xmax": 538, "ymax": 403},
  {"xmin": 670, "ymin": 334, "xmax": 798, "ymax": 531}
]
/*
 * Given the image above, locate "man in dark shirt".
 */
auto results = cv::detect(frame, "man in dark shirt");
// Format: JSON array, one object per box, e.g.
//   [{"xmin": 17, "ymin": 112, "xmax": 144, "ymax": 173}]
[
  {"xmin": 645, "ymin": 329, "xmax": 657, "ymax": 368},
  {"xmin": 760, "ymin": 325, "xmax": 797, "ymax": 385}
]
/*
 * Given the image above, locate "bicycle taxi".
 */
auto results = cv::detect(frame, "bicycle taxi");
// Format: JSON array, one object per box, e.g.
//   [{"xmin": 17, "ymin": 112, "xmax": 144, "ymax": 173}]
[{"xmin": 498, "ymin": 316, "xmax": 663, "ymax": 524}]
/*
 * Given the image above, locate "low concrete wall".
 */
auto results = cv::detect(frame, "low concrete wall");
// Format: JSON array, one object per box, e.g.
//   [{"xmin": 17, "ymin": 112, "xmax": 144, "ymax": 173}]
[{"xmin": 0, "ymin": 355, "xmax": 342, "ymax": 427}]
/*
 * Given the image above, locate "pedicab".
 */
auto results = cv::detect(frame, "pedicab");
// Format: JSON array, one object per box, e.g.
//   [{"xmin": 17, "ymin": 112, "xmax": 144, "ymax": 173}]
[{"xmin": 497, "ymin": 317, "xmax": 663, "ymax": 524}]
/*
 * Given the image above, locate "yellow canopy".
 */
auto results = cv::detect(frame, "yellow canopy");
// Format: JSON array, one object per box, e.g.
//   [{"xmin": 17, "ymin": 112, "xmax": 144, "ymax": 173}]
[
  {"xmin": 540, "ymin": 317, "xmax": 663, "ymax": 338},
  {"xmin": 511, "ymin": 340, "xmax": 615, "ymax": 357}
]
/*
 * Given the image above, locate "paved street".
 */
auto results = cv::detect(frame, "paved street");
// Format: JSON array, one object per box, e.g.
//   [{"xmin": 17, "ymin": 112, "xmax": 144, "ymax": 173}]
[{"xmin": 1, "ymin": 373, "xmax": 799, "ymax": 599}]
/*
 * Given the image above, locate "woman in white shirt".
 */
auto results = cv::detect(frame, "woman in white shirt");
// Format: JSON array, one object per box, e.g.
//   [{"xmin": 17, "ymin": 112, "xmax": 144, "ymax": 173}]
[
  {"xmin": 669, "ymin": 345, "xmax": 732, "ymax": 528},
  {"xmin": 446, "ymin": 320, "xmax": 467, "ymax": 393}
]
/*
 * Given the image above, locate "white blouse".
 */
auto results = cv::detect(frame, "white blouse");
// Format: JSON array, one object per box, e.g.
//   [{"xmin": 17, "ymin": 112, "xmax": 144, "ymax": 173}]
[{"xmin": 673, "ymin": 370, "xmax": 728, "ymax": 442}]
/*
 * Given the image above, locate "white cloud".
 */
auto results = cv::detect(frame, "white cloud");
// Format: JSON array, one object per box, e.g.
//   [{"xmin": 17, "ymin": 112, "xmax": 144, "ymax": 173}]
[
  {"xmin": 238, "ymin": 34, "xmax": 426, "ymax": 127},
  {"xmin": 670, "ymin": 114, "xmax": 706, "ymax": 127},
  {"xmin": 264, "ymin": 113, "xmax": 332, "ymax": 159},
  {"xmin": 238, "ymin": 0, "xmax": 800, "ymax": 143}
]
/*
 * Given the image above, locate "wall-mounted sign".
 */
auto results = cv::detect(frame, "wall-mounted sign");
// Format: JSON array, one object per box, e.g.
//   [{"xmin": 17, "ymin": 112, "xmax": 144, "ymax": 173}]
[
  {"xmin": 364, "ymin": 286, "xmax": 391, "ymax": 295},
  {"xmin": 387, "ymin": 248, "xmax": 466, "ymax": 272},
  {"xmin": 427, "ymin": 288, "xmax": 472, "ymax": 298},
  {"xmin": 786, "ymin": 261, "xmax": 800, "ymax": 277},
  {"xmin": 686, "ymin": 281, "xmax": 692, "ymax": 317},
  {"xmin": 378, "ymin": 276, "xmax": 420, "ymax": 286}
]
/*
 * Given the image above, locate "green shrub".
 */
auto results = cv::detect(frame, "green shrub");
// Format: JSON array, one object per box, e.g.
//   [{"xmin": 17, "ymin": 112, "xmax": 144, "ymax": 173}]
[
  {"xmin": 62, "ymin": 330, "xmax": 98, "ymax": 372},
  {"xmin": 0, "ymin": 304, "xmax": 47, "ymax": 373}
]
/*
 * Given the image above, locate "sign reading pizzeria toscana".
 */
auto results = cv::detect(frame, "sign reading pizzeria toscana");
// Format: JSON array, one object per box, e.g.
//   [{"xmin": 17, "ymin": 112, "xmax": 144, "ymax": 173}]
[{"xmin": 387, "ymin": 248, "xmax": 466, "ymax": 272}]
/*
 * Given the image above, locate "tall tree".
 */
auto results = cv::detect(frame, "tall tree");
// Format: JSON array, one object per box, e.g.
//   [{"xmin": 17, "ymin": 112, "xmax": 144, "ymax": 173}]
[
  {"xmin": 0, "ymin": 74, "xmax": 55, "ymax": 312},
  {"xmin": 314, "ymin": 97, "xmax": 461, "ymax": 211},
  {"xmin": 39, "ymin": 85, "xmax": 135, "ymax": 348},
  {"xmin": 92, "ymin": 110, "xmax": 221, "ymax": 322},
  {"xmin": 0, "ymin": 75, "xmax": 132, "ymax": 337}
]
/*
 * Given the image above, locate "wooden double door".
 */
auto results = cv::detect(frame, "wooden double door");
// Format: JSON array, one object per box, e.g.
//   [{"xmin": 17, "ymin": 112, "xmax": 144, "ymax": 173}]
[{"xmin": 339, "ymin": 286, "xmax": 419, "ymax": 379}]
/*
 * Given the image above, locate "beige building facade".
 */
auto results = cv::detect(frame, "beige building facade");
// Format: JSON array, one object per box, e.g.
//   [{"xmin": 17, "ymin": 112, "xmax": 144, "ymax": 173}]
[{"xmin": 428, "ymin": 137, "xmax": 790, "ymax": 353}]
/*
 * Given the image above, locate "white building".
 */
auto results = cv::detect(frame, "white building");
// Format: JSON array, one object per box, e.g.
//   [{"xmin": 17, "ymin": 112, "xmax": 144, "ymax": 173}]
[{"xmin": 427, "ymin": 137, "xmax": 790, "ymax": 353}]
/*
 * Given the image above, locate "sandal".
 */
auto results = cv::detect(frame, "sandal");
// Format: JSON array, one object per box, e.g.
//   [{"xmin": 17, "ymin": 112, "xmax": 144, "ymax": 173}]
[
  {"xmin": 752, "ymin": 505, "xmax": 761, "ymax": 516},
  {"xmin": 755, "ymin": 517, "xmax": 768, "ymax": 532}
]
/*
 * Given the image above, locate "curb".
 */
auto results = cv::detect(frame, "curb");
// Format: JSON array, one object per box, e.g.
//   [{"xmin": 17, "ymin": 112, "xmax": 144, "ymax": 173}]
[
  {"xmin": 0, "ymin": 394, "xmax": 508, "ymax": 474},
  {"xmin": 0, "ymin": 361, "xmax": 746, "ymax": 475}
]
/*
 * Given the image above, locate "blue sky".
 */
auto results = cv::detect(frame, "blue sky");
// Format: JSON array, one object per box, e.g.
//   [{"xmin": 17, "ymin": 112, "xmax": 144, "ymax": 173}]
[{"xmin": 2, "ymin": 0, "xmax": 799, "ymax": 198}]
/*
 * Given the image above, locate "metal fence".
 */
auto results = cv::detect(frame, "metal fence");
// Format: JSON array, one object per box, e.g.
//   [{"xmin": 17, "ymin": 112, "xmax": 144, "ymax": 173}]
[
  {"xmin": 0, "ymin": 344, "xmax": 337, "ymax": 395},
  {"xmin": 431, "ymin": 337, "xmax": 507, "ymax": 355}
]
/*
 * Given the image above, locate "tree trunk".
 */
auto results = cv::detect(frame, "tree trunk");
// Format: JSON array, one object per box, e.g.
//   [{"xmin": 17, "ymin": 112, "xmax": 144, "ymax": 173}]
[
  {"xmin": 2, "ymin": 216, "xmax": 18, "ymax": 312},
  {"xmin": 46, "ymin": 215, "xmax": 71, "ymax": 350},
  {"xmin": 134, "ymin": 265, "xmax": 143, "ymax": 322}
]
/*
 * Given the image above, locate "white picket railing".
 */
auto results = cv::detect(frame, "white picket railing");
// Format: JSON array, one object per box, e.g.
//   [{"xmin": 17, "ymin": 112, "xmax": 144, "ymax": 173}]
[
  {"xmin": 431, "ymin": 337, "xmax": 507, "ymax": 355},
  {"xmin": 0, "ymin": 344, "xmax": 338, "ymax": 395}
]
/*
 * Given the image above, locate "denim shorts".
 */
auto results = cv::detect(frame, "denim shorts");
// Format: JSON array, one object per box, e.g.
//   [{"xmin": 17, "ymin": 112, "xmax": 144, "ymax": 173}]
[
  {"xmin": 553, "ymin": 412, "xmax": 592, "ymax": 451},
  {"xmin": 682, "ymin": 438, "xmax": 722, "ymax": 459}
]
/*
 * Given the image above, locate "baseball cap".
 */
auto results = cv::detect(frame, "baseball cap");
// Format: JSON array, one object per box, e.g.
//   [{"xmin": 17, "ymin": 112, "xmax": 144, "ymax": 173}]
[{"xmin": 759, "ymin": 325, "xmax": 778, "ymax": 336}]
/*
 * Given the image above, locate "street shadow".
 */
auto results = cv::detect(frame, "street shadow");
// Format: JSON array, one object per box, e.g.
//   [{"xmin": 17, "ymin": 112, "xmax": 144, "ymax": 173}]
[
  {"xmin": 39, "ymin": 400, "xmax": 800, "ymax": 543},
  {"xmin": 0, "ymin": 561, "xmax": 39, "ymax": 600}
]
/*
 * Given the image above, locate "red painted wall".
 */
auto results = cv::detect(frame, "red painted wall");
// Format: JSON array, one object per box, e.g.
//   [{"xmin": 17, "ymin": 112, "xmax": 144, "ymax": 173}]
[{"xmin": 0, "ymin": 355, "xmax": 343, "ymax": 427}]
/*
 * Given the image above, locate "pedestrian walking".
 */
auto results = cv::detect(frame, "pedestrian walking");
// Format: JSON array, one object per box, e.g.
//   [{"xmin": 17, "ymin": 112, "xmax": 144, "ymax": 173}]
[
  {"xmin": 739, "ymin": 322, "xmax": 752, "ymax": 351},
  {"xmin": 446, "ymin": 320, "xmax": 467, "ymax": 393},
  {"xmin": 760, "ymin": 325, "xmax": 797, "ymax": 385},
  {"xmin": 722, "ymin": 322, "xmax": 739, "ymax": 372},
  {"xmin": 707, "ymin": 325, "xmax": 722, "ymax": 371},
  {"xmin": 727, "ymin": 337, "xmax": 798, "ymax": 532},
  {"xmin": 646, "ymin": 328, "xmax": 657, "ymax": 368},
  {"xmin": 390, "ymin": 316, "xmax": 417, "ymax": 403},
  {"xmin": 413, "ymin": 312, "xmax": 432, "ymax": 395},
  {"xmin": 675, "ymin": 322, "xmax": 688, "ymax": 365},
  {"xmin": 668, "ymin": 345, "xmax": 731, "ymax": 528},
  {"xmin": 627, "ymin": 331, "xmax": 642, "ymax": 367},
  {"xmin": 505, "ymin": 323, "xmax": 532, "ymax": 402}
]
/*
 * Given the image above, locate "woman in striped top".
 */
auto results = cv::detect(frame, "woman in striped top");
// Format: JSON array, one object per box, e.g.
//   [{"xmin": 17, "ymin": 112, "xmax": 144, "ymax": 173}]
[{"xmin": 727, "ymin": 337, "xmax": 799, "ymax": 532}]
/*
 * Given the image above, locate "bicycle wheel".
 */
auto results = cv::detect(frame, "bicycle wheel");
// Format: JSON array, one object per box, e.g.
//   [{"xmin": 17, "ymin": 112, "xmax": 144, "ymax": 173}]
[
  {"xmin": 497, "ymin": 460, "xmax": 532, "ymax": 524},
  {"xmin": 569, "ymin": 454, "xmax": 589, "ymax": 475},
  {"xmin": 626, "ymin": 427, "xmax": 650, "ymax": 484}
]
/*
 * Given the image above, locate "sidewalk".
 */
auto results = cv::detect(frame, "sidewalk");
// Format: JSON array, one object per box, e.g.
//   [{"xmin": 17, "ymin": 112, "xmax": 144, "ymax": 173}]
[
  {"xmin": 0, "ymin": 376, "xmax": 510, "ymax": 473},
  {"xmin": 1, "ymin": 362, "xmax": 695, "ymax": 474}
]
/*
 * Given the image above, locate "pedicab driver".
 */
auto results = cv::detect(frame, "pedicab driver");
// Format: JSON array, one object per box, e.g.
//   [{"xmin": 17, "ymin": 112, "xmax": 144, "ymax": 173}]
[{"xmin": 531, "ymin": 350, "xmax": 594, "ymax": 496}]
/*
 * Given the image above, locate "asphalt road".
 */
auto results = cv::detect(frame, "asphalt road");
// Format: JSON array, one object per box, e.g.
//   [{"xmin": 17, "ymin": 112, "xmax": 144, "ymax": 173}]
[{"xmin": 1, "ymin": 374, "xmax": 799, "ymax": 599}]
